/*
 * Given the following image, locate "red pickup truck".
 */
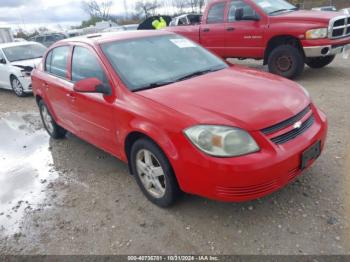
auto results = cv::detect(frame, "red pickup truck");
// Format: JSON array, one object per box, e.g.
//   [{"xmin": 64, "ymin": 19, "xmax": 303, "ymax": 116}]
[{"xmin": 167, "ymin": 0, "xmax": 350, "ymax": 78}]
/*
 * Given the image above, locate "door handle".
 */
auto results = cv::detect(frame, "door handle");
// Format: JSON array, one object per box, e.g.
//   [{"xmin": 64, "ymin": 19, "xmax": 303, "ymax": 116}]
[
  {"xmin": 203, "ymin": 28, "xmax": 210, "ymax": 32},
  {"xmin": 43, "ymin": 82, "xmax": 49, "ymax": 88},
  {"xmin": 226, "ymin": 27, "xmax": 235, "ymax": 31}
]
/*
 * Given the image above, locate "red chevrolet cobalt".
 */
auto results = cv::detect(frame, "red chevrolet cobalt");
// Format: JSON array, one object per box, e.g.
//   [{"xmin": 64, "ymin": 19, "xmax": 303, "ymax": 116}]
[{"xmin": 31, "ymin": 31, "xmax": 327, "ymax": 207}]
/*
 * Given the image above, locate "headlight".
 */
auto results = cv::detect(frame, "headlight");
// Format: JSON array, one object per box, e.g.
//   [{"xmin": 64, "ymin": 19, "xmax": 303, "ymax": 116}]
[
  {"xmin": 184, "ymin": 125, "xmax": 260, "ymax": 157},
  {"xmin": 21, "ymin": 70, "xmax": 31, "ymax": 77},
  {"xmin": 305, "ymin": 28, "xmax": 328, "ymax": 39}
]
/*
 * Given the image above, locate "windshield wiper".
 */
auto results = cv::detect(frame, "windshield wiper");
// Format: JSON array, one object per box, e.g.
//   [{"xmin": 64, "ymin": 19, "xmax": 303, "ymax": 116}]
[
  {"xmin": 133, "ymin": 67, "xmax": 224, "ymax": 92},
  {"xmin": 174, "ymin": 67, "xmax": 223, "ymax": 82},
  {"xmin": 133, "ymin": 80, "xmax": 175, "ymax": 92},
  {"xmin": 268, "ymin": 9, "xmax": 294, "ymax": 15}
]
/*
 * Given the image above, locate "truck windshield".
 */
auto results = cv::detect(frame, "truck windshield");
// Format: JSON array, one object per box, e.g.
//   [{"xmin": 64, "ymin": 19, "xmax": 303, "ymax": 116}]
[
  {"xmin": 101, "ymin": 35, "xmax": 228, "ymax": 91},
  {"xmin": 252, "ymin": 0, "xmax": 296, "ymax": 15},
  {"xmin": 3, "ymin": 44, "xmax": 46, "ymax": 62}
]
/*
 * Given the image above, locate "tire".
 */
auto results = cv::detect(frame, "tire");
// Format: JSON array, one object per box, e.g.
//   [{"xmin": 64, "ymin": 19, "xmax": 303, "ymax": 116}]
[
  {"xmin": 38, "ymin": 100, "xmax": 67, "ymax": 139},
  {"xmin": 305, "ymin": 55, "xmax": 335, "ymax": 69},
  {"xmin": 11, "ymin": 76, "xmax": 26, "ymax": 97},
  {"xmin": 130, "ymin": 138, "xmax": 181, "ymax": 207},
  {"xmin": 267, "ymin": 45, "xmax": 305, "ymax": 79}
]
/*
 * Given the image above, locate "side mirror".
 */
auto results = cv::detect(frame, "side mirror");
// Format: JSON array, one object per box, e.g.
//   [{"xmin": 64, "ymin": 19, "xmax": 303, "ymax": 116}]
[
  {"xmin": 235, "ymin": 8, "xmax": 260, "ymax": 21},
  {"xmin": 0, "ymin": 58, "xmax": 6, "ymax": 64},
  {"xmin": 73, "ymin": 78, "xmax": 111, "ymax": 95}
]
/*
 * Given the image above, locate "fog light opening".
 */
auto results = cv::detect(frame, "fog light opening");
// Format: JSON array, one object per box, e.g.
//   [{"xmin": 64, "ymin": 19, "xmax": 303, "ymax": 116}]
[{"xmin": 321, "ymin": 47, "xmax": 329, "ymax": 55}]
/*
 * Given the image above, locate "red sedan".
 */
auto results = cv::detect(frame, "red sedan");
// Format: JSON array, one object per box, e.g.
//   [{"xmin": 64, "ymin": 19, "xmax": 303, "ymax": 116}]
[{"xmin": 31, "ymin": 31, "xmax": 328, "ymax": 207}]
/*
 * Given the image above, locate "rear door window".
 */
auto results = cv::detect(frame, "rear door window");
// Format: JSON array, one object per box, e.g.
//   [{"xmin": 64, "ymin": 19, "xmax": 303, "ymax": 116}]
[
  {"xmin": 207, "ymin": 2, "xmax": 226, "ymax": 24},
  {"xmin": 45, "ymin": 46, "xmax": 70, "ymax": 79}
]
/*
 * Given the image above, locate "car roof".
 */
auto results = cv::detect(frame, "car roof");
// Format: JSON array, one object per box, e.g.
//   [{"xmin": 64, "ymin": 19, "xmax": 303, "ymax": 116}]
[
  {"xmin": 59, "ymin": 30, "xmax": 174, "ymax": 46},
  {"xmin": 0, "ymin": 41, "xmax": 42, "ymax": 49}
]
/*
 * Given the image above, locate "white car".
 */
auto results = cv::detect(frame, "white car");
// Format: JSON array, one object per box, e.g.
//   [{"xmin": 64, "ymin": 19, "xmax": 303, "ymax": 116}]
[{"xmin": 0, "ymin": 42, "xmax": 46, "ymax": 97}]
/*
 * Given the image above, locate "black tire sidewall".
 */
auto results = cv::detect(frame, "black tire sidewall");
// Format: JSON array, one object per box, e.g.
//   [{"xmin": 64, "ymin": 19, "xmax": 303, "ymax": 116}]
[
  {"xmin": 39, "ymin": 100, "xmax": 66, "ymax": 139},
  {"xmin": 268, "ymin": 45, "xmax": 305, "ymax": 79},
  {"xmin": 130, "ymin": 138, "xmax": 180, "ymax": 207}
]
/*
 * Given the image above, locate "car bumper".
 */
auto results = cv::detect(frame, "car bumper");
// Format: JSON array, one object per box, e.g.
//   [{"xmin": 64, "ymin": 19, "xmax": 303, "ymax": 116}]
[
  {"xmin": 19, "ymin": 76, "xmax": 33, "ymax": 93},
  {"xmin": 302, "ymin": 36, "xmax": 350, "ymax": 57},
  {"xmin": 172, "ymin": 106, "xmax": 328, "ymax": 202}
]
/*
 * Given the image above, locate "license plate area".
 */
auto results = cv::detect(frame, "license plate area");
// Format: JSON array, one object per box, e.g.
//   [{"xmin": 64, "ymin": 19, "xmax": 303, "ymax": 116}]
[
  {"xmin": 301, "ymin": 141, "xmax": 321, "ymax": 170},
  {"xmin": 342, "ymin": 44, "xmax": 350, "ymax": 59}
]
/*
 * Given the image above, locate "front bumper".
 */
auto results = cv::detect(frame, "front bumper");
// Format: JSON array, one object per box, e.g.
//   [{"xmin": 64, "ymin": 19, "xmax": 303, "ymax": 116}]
[
  {"xmin": 19, "ymin": 76, "xmax": 33, "ymax": 93},
  {"xmin": 172, "ymin": 106, "xmax": 328, "ymax": 202},
  {"xmin": 304, "ymin": 43, "xmax": 350, "ymax": 57},
  {"xmin": 302, "ymin": 36, "xmax": 350, "ymax": 57}
]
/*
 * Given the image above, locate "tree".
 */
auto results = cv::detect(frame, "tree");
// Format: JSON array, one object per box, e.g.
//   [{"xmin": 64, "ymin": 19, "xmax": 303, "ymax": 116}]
[
  {"xmin": 135, "ymin": 0, "xmax": 160, "ymax": 18},
  {"xmin": 82, "ymin": 0, "xmax": 113, "ymax": 20}
]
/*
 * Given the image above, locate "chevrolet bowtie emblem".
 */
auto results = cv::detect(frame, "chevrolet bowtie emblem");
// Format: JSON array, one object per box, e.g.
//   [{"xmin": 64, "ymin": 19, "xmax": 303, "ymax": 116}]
[{"xmin": 293, "ymin": 121, "xmax": 302, "ymax": 129}]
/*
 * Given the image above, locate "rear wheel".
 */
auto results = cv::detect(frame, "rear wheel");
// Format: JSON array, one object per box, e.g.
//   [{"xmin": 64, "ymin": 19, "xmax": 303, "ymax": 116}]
[
  {"xmin": 305, "ymin": 55, "xmax": 335, "ymax": 68},
  {"xmin": 130, "ymin": 138, "xmax": 181, "ymax": 207},
  {"xmin": 39, "ymin": 100, "xmax": 67, "ymax": 139},
  {"xmin": 11, "ymin": 76, "xmax": 26, "ymax": 97},
  {"xmin": 267, "ymin": 45, "xmax": 305, "ymax": 79}
]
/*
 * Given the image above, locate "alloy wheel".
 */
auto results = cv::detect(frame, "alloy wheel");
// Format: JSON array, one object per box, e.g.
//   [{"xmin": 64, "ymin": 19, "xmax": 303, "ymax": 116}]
[
  {"xmin": 41, "ymin": 105, "xmax": 54, "ymax": 134},
  {"xmin": 136, "ymin": 149, "xmax": 166, "ymax": 199}
]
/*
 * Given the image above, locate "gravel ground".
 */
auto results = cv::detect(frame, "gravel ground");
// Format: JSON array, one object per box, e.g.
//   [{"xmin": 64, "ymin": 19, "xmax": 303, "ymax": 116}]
[{"xmin": 0, "ymin": 56, "xmax": 349, "ymax": 255}]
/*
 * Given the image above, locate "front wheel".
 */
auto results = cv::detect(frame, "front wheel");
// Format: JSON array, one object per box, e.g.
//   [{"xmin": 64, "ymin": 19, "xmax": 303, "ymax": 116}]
[
  {"xmin": 11, "ymin": 76, "xmax": 26, "ymax": 97},
  {"xmin": 305, "ymin": 55, "xmax": 335, "ymax": 68},
  {"xmin": 267, "ymin": 45, "xmax": 305, "ymax": 79},
  {"xmin": 39, "ymin": 100, "xmax": 67, "ymax": 139},
  {"xmin": 130, "ymin": 138, "xmax": 181, "ymax": 207}
]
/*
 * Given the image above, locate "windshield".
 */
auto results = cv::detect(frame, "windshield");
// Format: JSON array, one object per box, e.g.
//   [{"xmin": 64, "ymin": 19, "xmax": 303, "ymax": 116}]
[
  {"xmin": 252, "ymin": 0, "xmax": 296, "ymax": 15},
  {"xmin": 3, "ymin": 44, "xmax": 46, "ymax": 62},
  {"xmin": 101, "ymin": 35, "xmax": 228, "ymax": 91}
]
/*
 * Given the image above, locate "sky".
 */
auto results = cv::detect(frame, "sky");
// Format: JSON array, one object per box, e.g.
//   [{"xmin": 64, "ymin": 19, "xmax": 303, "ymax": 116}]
[{"xmin": 0, "ymin": 0, "xmax": 134, "ymax": 32}]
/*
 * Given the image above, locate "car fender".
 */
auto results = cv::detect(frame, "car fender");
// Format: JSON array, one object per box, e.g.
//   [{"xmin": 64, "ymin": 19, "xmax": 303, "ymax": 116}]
[{"xmin": 122, "ymin": 118, "xmax": 180, "ymax": 163}]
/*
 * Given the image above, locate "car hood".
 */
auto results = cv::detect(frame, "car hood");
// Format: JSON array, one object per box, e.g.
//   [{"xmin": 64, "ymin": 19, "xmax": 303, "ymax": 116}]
[
  {"xmin": 138, "ymin": 67, "xmax": 310, "ymax": 131},
  {"xmin": 11, "ymin": 58, "xmax": 42, "ymax": 70},
  {"xmin": 270, "ymin": 10, "xmax": 341, "ymax": 23}
]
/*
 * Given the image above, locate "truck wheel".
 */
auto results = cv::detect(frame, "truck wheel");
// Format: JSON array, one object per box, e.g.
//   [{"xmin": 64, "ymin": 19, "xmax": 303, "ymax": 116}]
[
  {"xmin": 268, "ymin": 45, "xmax": 304, "ymax": 79},
  {"xmin": 305, "ymin": 55, "xmax": 335, "ymax": 69},
  {"xmin": 130, "ymin": 138, "xmax": 181, "ymax": 207},
  {"xmin": 39, "ymin": 100, "xmax": 67, "ymax": 139}
]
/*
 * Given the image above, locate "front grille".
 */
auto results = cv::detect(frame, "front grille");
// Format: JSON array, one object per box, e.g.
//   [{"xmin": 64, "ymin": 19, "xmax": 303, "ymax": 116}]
[
  {"xmin": 261, "ymin": 105, "xmax": 311, "ymax": 135},
  {"xmin": 270, "ymin": 115, "xmax": 315, "ymax": 145},
  {"xmin": 330, "ymin": 16, "xmax": 350, "ymax": 39}
]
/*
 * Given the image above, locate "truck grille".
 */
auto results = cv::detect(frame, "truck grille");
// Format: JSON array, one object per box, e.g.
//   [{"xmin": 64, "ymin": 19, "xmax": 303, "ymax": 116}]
[
  {"xmin": 261, "ymin": 105, "xmax": 314, "ymax": 145},
  {"xmin": 329, "ymin": 16, "xmax": 350, "ymax": 39}
]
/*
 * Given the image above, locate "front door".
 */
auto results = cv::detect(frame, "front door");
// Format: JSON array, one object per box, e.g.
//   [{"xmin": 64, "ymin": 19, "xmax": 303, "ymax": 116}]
[
  {"xmin": 200, "ymin": 1, "xmax": 227, "ymax": 57},
  {"xmin": 0, "ymin": 50, "xmax": 9, "ymax": 88},
  {"xmin": 224, "ymin": 0, "xmax": 265, "ymax": 58},
  {"xmin": 69, "ymin": 45, "xmax": 116, "ymax": 153}
]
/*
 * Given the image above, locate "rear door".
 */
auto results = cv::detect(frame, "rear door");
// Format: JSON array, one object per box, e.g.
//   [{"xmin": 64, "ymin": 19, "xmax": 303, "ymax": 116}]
[
  {"xmin": 200, "ymin": 1, "xmax": 227, "ymax": 57},
  {"xmin": 69, "ymin": 44, "xmax": 116, "ymax": 152},
  {"xmin": 44, "ymin": 45, "xmax": 77, "ymax": 132},
  {"xmin": 224, "ymin": 0, "xmax": 265, "ymax": 58}
]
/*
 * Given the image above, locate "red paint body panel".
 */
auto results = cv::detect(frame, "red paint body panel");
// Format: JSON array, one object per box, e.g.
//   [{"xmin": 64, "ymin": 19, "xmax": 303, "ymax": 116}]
[
  {"xmin": 31, "ymin": 31, "xmax": 328, "ymax": 202},
  {"xmin": 166, "ymin": 0, "xmax": 350, "ymax": 59}
]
